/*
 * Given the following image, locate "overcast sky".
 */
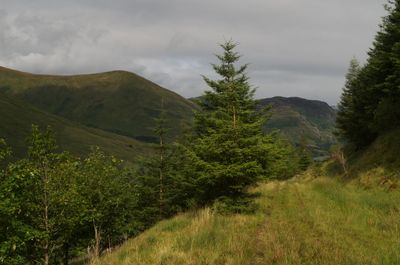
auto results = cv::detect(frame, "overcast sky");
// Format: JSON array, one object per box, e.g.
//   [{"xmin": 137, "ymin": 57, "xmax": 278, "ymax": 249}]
[{"xmin": 0, "ymin": 0, "xmax": 388, "ymax": 104}]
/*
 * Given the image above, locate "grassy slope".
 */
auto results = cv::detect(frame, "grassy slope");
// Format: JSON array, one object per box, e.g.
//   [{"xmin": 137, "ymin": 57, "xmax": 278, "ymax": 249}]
[
  {"xmin": 349, "ymin": 128, "xmax": 400, "ymax": 175},
  {"xmin": 0, "ymin": 94, "xmax": 148, "ymax": 161},
  {"xmin": 0, "ymin": 66, "xmax": 197, "ymax": 142},
  {"xmin": 321, "ymin": 128, "xmax": 400, "ymax": 188},
  {"xmin": 96, "ymin": 131, "xmax": 400, "ymax": 264},
  {"xmin": 96, "ymin": 177, "xmax": 400, "ymax": 265},
  {"xmin": 259, "ymin": 97, "xmax": 337, "ymax": 154}
]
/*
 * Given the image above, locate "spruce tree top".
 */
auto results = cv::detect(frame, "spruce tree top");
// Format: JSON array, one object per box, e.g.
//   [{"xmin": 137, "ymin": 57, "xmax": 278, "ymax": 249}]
[{"xmin": 196, "ymin": 41, "xmax": 262, "ymax": 136}]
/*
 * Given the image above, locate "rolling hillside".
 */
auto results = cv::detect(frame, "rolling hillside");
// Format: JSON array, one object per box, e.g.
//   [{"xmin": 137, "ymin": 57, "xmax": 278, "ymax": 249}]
[
  {"xmin": 0, "ymin": 66, "xmax": 197, "ymax": 143},
  {"xmin": 259, "ymin": 97, "xmax": 337, "ymax": 155},
  {"xmin": 0, "ymin": 93, "xmax": 148, "ymax": 161}
]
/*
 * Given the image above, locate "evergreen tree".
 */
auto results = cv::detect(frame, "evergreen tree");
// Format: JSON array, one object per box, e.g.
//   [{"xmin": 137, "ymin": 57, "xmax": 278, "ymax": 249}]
[
  {"xmin": 336, "ymin": 58, "xmax": 361, "ymax": 144},
  {"xmin": 188, "ymin": 41, "xmax": 272, "ymax": 208},
  {"xmin": 0, "ymin": 139, "xmax": 10, "ymax": 162},
  {"xmin": 154, "ymin": 99, "xmax": 168, "ymax": 219},
  {"xmin": 134, "ymin": 100, "xmax": 170, "ymax": 226},
  {"xmin": 336, "ymin": 1, "xmax": 400, "ymax": 148},
  {"xmin": 353, "ymin": 1, "xmax": 400, "ymax": 144},
  {"xmin": 296, "ymin": 137, "xmax": 313, "ymax": 171},
  {"xmin": 368, "ymin": 0, "xmax": 400, "ymax": 132},
  {"xmin": 135, "ymin": 101, "xmax": 196, "ymax": 223}
]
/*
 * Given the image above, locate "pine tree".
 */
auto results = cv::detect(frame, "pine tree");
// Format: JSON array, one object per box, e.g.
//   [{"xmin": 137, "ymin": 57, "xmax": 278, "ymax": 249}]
[
  {"xmin": 0, "ymin": 139, "xmax": 10, "ymax": 162},
  {"xmin": 135, "ymin": 100, "xmax": 196, "ymax": 222},
  {"xmin": 189, "ymin": 41, "xmax": 272, "ymax": 208},
  {"xmin": 154, "ymin": 99, "xmax": 168, "ymax": 220},
  {"xmin": 336, "ymin": 0, "xmax": 400, "ymax": 148},
  {"xmin": 368, "ymin": 0, "xmax": 400, "ymax": 132},
  {"xmin": 336, "ymin": 58, "xmax": 361, "ymax": 144}
]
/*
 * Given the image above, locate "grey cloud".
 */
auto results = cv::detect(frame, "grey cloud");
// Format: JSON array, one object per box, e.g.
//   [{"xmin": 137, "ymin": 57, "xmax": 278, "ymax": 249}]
[{"xmin": 0, "ymin": 0, "xmax": 389, "ymax": 104}]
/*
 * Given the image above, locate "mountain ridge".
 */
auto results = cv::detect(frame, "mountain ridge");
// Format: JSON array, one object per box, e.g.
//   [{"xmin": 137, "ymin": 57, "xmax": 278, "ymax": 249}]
[
  {"xmin": 0, "ymin": 66, "xmax": 337, "ymax": 158},
  {"xmin": 259, "ymin": 96, "xmax": 337, "ymax": 155},
  {"xmin": 0, "ymin": 66, "xmax": 198, "ymax": 143}
]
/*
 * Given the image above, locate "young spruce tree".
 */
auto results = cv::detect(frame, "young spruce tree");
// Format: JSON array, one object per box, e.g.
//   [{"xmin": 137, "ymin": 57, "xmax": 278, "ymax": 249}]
[
  {"xmin": 190, "ymin": 41, "xmax": 271, "ymax": 209},
  {"xmin": 336, "ymin": 58, "xmax": 361, "ymax": 144}
]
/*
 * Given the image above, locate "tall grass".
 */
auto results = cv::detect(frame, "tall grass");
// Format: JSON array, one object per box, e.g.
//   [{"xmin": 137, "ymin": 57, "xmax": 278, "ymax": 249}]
[
  {"xmin": 258, "ymin": 177, "xmax": 400, "ymax": 265},
  {"xmin": 96, "ymin": 179, "xmax": 400, "ymax": 265}
]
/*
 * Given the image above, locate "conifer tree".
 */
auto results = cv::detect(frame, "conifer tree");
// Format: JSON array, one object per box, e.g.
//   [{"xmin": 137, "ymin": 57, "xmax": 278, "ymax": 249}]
[
  {"xmin": 154, "ymin": 99, "xmax": 168, "ymax": 219},
  {"xmin": 135, "ymin": 100, "xmax": 195, "ymax": 222},
  {"xmin": 336, "ymin": 58, "xmax": 361, "ymax": 144},
  {"xmin": 336, "ymin": 0, "xmax": 400, "ymax": 148},
  {"xmin": 367, "ymin": 0, "xmax": 400, "ymax": 132},
  {"xmin": 189, "ymin": 41, "xmax": 272, "ymax": 208}
]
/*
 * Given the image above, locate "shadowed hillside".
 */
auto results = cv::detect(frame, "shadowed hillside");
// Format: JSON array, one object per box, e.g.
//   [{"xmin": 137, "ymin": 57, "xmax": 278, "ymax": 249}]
[
  {"xmin": 0, "ymin": 66, "xmax": 197, "ymax": 143},
  {"xmin": 0, "ymin": 93, "xmax": 148, "ymax": 161}
]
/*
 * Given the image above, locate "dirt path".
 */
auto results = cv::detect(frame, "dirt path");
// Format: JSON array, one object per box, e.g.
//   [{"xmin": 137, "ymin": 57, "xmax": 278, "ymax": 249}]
[{"xmin": 249, "ymin": 181, "xmax": 282, "ymax": 265}]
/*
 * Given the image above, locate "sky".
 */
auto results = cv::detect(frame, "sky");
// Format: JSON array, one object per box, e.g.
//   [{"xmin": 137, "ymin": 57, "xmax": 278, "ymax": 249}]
[{"xmin": 0, "ymin": 0, "xmax": 388, "ymax": 105}]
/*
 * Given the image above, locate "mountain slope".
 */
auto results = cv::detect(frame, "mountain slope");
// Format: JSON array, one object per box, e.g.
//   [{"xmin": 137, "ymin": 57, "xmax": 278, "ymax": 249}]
[
  {"xmin": 96, "ymin": 178, "xmax": 400, "ymax": 265},
  {"xmin": 0, "ymin": 93, "xmax": 148, "ymax": 161},
  {"xmin": 0, "ymin": 66, "xmax": 197, "ymax": 143},
  {"xmin": 259, "ymin": 97, "xmax": 337, "ymax": 154}
]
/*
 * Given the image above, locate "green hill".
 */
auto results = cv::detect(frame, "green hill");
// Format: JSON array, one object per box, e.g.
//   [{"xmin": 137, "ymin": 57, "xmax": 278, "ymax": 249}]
[
  {"xmin": 0, "ymin": 93, "xmax": 148, "ymax": 161},
  {"xmin": 0, "ymin": 66, "xmax": 197, "ymax": 143},
  {"xmin": 259, "ymin": 97, "xmax": 337, "ymax": 156}
]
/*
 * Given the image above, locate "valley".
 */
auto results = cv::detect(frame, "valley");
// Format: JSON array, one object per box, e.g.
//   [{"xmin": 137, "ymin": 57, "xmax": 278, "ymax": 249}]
[{"xmin": 1, "ymin": 0, "xmax": 400, "ymax": 264}]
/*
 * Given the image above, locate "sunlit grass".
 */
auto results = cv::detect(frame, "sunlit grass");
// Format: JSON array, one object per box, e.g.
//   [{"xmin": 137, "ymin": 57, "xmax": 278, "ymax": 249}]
[{"xmin": 96, "ymin": 178, "xmax": 400, "ymax": 265}]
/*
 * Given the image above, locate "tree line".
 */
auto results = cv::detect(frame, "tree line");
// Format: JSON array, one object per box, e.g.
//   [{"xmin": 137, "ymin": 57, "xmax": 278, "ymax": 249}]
[
  {"xmin": 337, "ymin": 0, "xmax": 400, "ymax": 149},
  {"xmin": 0, "ymin": 41, "xmax": 307, "ymax": 264}
]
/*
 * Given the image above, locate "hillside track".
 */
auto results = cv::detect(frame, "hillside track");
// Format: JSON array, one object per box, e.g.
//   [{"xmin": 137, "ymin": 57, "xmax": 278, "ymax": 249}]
[
  {"xmin": 249, "ymin": 178, "xmax": 400, "ymax": 265},
  {"xmin": 96, "ymin": 177, "xmax": 400, "ymax": 265}
]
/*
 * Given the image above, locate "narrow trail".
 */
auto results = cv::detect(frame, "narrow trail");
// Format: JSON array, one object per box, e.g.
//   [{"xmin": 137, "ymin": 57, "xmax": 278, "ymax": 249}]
[
  {"xmin": 249, "ymin": 181, "xmax": 282, "ymax": 265},
  {"xmin": 248, "ymin": 178, "xmax": 400, "ymax": 265},
  {"xmin": 97, "ymin": 177, "xmax": 400, "ymax": 265}
]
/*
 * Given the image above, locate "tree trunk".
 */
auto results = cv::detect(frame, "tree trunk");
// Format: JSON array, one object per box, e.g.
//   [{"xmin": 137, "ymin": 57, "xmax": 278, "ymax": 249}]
[
  {"xmin": 340, "ymin": 152, "xmax": 347, "ymax": 175},
  {"xmin": 43, "ymin": 164, "xmax": 50, "ymax": 265},
  {"xmin": 233, "ymin": 106, "xmax": 237, "ymax": 129},
  {"xmin": 44, "ymin": 246, "xmax": 49, "ymax": 265},
  {"xmin": 63, "ymin": 243, "xmax": 69, "ymax": 265},
  {"xmin": 93, "ymin": 222, "xmax": 101, "ymax": 259},
  {"xmin": 159, "ymin": 133, "xmax": 164, "ymax": 220}
]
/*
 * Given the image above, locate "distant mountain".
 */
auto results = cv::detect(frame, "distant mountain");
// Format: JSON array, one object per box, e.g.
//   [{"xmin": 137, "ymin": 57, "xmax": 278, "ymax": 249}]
[
  {"xmin": 259, "ymin": 97, "xmax": 337, "ymax": 155},
  {"xmin": 0, "ymin": 66, "xmax": 337, "ymax": 159},
  {"xmin": 0, "ymin": 66, "xmax": 197, "ymax": 143},
  {"xmin": 0, "ymin": 93, "xmax": 148, "ymax": 162}
]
